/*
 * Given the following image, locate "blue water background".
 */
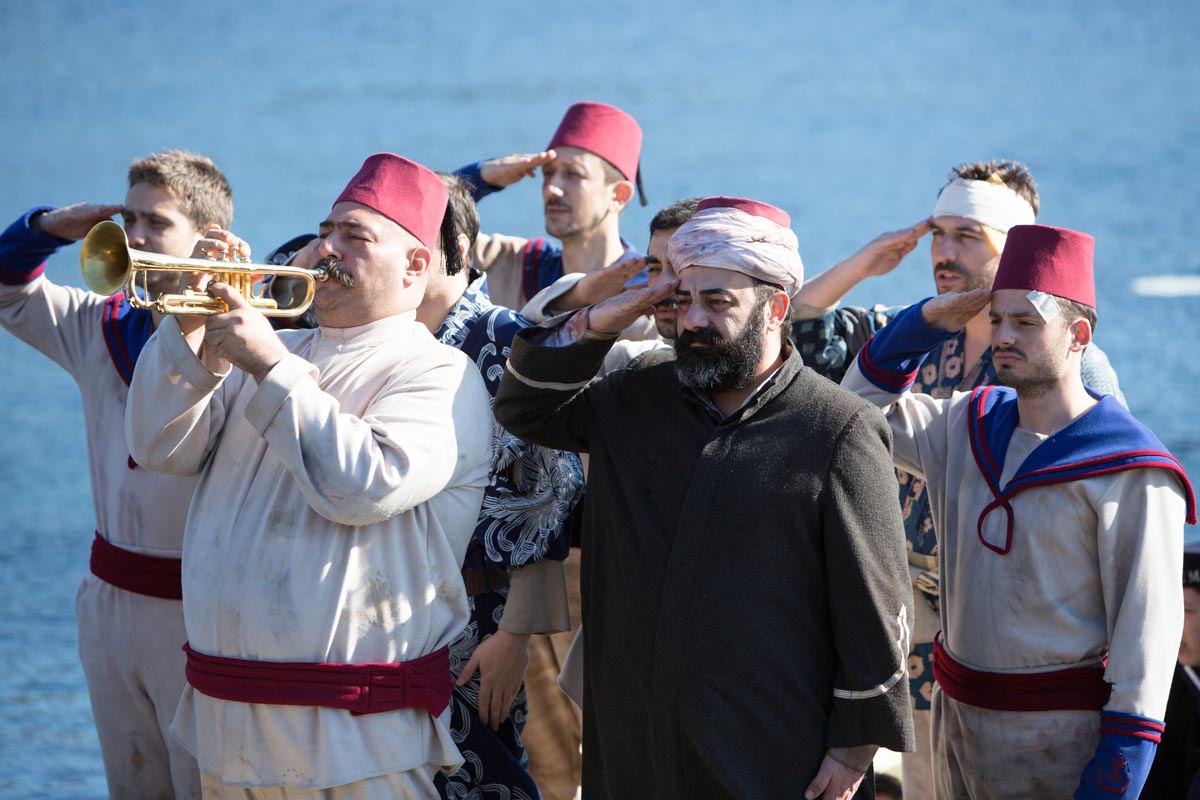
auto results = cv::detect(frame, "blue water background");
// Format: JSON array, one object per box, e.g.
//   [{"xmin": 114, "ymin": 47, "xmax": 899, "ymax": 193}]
[{"xmin": 0, "ymin": 1, "xmax": 1197, "ymax": 795}]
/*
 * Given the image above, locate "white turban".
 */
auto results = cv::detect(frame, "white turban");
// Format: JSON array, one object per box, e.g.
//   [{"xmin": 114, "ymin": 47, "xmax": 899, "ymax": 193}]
[
  {"xmin": 667, "ymin": 207, "xmax": 804, "ymax": 297},
  {"xmin": 932, "ymin": 177, "xmax": 1036, "ymax": 233}
]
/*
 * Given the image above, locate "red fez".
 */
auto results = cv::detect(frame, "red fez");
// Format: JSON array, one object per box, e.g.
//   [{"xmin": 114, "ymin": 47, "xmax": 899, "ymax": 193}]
[
  {"xmin": 334, "ymin": 153, "xmax": 448, "ymax": 249},
  {"xmin": 548, "ymin": 102, "xmax": 642, "ymax": 181},
  {"xmin": 696, "ymin": 196, "xmax": 792, "ymax": 229},
  {"xmin": 992, "ymin": 224, "xmax": 1096, "ymax": 309}
]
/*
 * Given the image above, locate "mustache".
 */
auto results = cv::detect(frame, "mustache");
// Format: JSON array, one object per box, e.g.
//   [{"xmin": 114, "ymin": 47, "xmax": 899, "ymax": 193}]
[
  {"xmin": 675, "ymin": 326, "xmax": 723, "ymax": 348},
  {"xmin": 545, "ymin": 200, "xmax": 571, "ymax": 212},
  {"xmin": 316, "ymin": 257, "xmax": 355, "ymax": 288},
  {"xmin": 993, "ymin": 345, "xmax": 1025, "ymax": 357},
  {"xmin": 936, "ymin": 260, "xmax": 969, "ymax": 278}
]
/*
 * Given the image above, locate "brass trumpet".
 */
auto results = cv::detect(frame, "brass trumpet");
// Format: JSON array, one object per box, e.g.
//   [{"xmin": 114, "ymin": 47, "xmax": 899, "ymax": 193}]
[{"xmin": 80, "ymin": 220, "xmax": 328, "ymax": 317}]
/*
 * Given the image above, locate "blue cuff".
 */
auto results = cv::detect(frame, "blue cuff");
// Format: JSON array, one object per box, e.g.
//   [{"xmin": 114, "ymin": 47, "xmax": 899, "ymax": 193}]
[
  {"xmin": 1074, "ymin": 713, "xmax": 1163, "ymax": 798},
  {"xmin": 0, "ymin": 206, "xmax": 70, "ymax": 285},
  {"xmin": 855, "ymin": 299, "xmax": 953, "ymax": 393},
  {"xmin": 456, "ymin": 160, "xmax": 502, "ymax": 202}
]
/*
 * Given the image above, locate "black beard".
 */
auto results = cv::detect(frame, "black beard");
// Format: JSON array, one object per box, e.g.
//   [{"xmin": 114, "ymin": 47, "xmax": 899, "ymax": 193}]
[
  {"xmin": 317, "ymin": 257, "xmax": 355, "ymax": 288},
  {"xmin": 673, "ymin": 316, "xmax": 766, "ymax": 393},
  {"xmin": 935, "ymin": 259, "xmax": 991, "ymax": 293}
]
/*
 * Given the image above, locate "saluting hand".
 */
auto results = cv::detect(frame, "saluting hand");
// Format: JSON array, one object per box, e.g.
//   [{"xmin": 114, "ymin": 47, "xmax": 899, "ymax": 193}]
[
  {"xmin": 479, "ymin": 150, "xmax": 557, "ymax": 189},
  {"xmin": 202, "ymin": 283, "xmax": 288, "ymax": 383},
  {"xmin": 583, "ymin": 274, "xmax": 680, "ymax": 339},
  {"xmin": 33, "ymin": 202, "xmax": 123, "ymax": 241},
  {"xmin": 920, "ymin": 287, "xmax": 992, "ymax": 333},
  {"xmin": 848, "ymin": 219, "xmax": 932, "ymax": 278},
  {"xmin": 551, "ymin": 257, "xmax": 650, "ymax": 313}
]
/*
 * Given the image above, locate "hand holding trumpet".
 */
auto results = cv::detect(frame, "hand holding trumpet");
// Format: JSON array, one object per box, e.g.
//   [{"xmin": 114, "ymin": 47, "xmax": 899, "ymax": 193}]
[{"xmin": 182, "ymin": 228, "xmax": 289, "ymax": 383}]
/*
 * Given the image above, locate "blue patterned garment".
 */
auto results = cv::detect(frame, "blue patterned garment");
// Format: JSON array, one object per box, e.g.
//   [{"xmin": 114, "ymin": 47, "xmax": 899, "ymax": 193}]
[
  {"xmin": 794, "ymin": 304, "xmax": 1126, "ymax": 712},
  {"xmin": 434, "ymin": 276, "xmax": 584, "ymax": 800}
]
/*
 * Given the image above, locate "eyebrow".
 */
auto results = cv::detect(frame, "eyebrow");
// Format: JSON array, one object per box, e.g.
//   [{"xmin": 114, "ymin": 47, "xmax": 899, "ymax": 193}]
[
  {"xmin": 319, "ymin": 219, "xmax": 373, "ymax": 235},
  {"xmin": 989, "ymin": 308, "xmax": 1040, "ymax": 319},
  {"xmin": 930, "ymin": 221, "xmax": 985, "ymax": 234},
  {"xmin": 645, "ymin": 255, "xmax": 662, "ymax": 265}
]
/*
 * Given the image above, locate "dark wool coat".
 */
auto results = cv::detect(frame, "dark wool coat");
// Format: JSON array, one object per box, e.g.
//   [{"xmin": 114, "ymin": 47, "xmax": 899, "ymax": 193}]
[{"xmin": 495, "ymin": 334, "xmax": 916, "ymax": 800}]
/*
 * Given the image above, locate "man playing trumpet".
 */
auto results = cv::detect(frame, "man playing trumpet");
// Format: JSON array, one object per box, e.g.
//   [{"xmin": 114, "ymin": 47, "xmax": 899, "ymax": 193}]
[
  {"xmin": 0, "ymin": 149, "xmax": 232, "ymax": 799},
  {"xmin": 126, "ymin": 152, "xmax": 494, "ymax": 798}
]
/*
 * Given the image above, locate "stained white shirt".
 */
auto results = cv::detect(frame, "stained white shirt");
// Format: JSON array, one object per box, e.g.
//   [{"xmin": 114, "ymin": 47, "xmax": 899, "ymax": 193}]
[{"xmin": 126, "ymin": 312, "xmax": 493, "ymax": 788}]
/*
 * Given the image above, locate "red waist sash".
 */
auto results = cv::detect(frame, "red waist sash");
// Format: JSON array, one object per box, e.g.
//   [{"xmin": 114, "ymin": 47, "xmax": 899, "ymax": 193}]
[
  {"xmin": 933, "ymin": 635, "xmax": 1111, "ymax": 712},
  {"xmin": 183, "ymin": 642, "xmax": 453, "ymax": 718},
  {"xmin": 89, "ymin": 531, "xmax": 183, "ymax": 600}
]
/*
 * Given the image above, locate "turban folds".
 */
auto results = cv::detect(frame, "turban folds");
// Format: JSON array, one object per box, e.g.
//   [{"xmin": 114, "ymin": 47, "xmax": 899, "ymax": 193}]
[{"xmin": 667, "ymin": 196, "xmax": 803, "ymax": 297}]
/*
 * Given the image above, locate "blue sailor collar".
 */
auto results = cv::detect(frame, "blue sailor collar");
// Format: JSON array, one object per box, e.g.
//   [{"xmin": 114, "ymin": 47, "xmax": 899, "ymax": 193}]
[
  {"xmin": 100, "ymin": 293, "xmax": 154, "ymax": 386},
  {"xmin": 968, "ymin": 384, "xmax": 1197, "ymax": 554}
]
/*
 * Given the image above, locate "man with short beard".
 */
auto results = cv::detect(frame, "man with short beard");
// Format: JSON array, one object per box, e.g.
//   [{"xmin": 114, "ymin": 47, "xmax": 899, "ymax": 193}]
[
  {"xmin": 0, "ymin": 149, "xmax": 232, "ymax": 799},
  {"xmin": 494, "ymin": 196, "xmax": 915, "ymax": 799},
  {"xmin": 842, "ymin": 224, "xmax": 1195, "ymax": 798},
  {"xmin": 789, "ymin": 159, "xmax": 1124, "ymax": 798},
  {"xmin": 455, "ymin": 101, "xmax": 645, "ymax": 313}
]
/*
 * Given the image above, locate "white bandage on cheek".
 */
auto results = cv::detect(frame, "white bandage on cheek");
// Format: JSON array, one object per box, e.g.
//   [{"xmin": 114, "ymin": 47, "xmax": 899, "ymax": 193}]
[
  {"xmin": 932, "ymin": 178, "xmax": 1036, "ymax": 234},
  {"xmin": 1027, "ymin": 290, "xmax": 1061, "ymax": 322}
]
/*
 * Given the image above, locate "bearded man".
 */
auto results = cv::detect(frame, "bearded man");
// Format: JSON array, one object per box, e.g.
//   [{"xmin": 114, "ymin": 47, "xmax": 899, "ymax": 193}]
[{"xmin": 494, "ymin": 196, "xmax": 915, "ymax": 799}]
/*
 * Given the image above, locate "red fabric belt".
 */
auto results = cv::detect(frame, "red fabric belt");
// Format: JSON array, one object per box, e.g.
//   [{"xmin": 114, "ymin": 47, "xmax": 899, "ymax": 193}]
[
  {"xmin": 933, "ymin": 635, "xmax": 1111, "ymax": 712},
  {"xmin": 183, "ymin": 642, "xmax": 453, "ymax": 718},
  {"xmin": 89, "ymin": 531, "xmax": 183, "ymax": 600}
]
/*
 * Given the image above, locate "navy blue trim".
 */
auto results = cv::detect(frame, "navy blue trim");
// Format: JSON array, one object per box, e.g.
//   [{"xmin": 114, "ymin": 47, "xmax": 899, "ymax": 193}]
[
  {"xmin": 968, "ymin": 385, "xmax": 1197, "ymax": 539},
  {"xmin": 455, "ymin": 160, "xmax": 503, "ymax": 202},
  {"xmin": 99, "ymin": 293, "xmax": 155, "ymax": 386},
  {"xmin": 856, "ymin": 299, "xmax": 954, "ymax": 392},
  {"xmin": 0, "ymin": 206, "xmax": 71, "ymax": 285}
]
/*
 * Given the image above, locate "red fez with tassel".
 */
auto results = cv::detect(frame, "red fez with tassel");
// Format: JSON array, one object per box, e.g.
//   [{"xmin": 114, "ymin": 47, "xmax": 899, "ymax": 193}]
[{"xmin": 548, "ymin": 102, "xmax": 642, "ymax": 181}]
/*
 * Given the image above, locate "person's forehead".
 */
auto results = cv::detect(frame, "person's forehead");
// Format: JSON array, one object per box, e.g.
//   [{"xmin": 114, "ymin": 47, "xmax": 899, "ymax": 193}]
[
  {"xmin": 550, "ymin": 146, "xmax": 604, "ymax": 172},
  {"xmin": 326, "ymin": 201, "xmax": 405, "ymax": 237},
  {"xmin": 647, "ymin": 228, "xmax": 674, "ymax": 262},
  {"xmin": 678, "ymin": 264, "xmax": 755, "ymax": 292},
  {"xmin": 990, "ymin": 288, "xmax": 1039, "ymax": 314},
  {"xmin": 124, "ymin": 182, "xmax": 187, "ymax": 217},
  {"xmin": 931, "ymin": 214, "xmax": 987, "ymax": 233}
]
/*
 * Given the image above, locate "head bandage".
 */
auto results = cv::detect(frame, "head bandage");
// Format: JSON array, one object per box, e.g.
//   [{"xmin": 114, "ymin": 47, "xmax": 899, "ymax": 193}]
[
  {"xmin": 1026, "ymin": 290, "xmax": 1061, "ymax": 322},
  {"xmin": 667, "ymin": 207, "xmax": 804, "ymax": 297},
  {"xmin": 932, "ymin": 178, "xmax": 1036, "ymax": 234}
]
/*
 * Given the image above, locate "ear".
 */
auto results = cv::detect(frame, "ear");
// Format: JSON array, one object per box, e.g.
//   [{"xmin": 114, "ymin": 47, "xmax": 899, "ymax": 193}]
[
  {"xmin": 765, "ymin": 290, "xmax": 790, "ymax": 333},
  {"xmin": 455, "ymin": 232, "xmax": 471, "ymax": 263},
  {"xmin": 611, "ymin": 180, "xmax": 634, "ymax": 210},
  {"xmin": 404, "ymin": 246, "xmax": 432, "ymax": 286},
  {"xmin": 1067, "ymin": 317, "xmax": 1092, "ymax": 351}
]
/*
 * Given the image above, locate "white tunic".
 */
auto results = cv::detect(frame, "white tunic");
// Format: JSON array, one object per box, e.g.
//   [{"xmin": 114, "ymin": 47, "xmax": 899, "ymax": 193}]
[
  {"xmin": 843, "ymin": 359, "xmax": 1185, "ymax": 722},
  {"xmin": 0, "ymin": 275, "xmax": 196, "ymax": 556},
  {"xmin": 126, "ymin": 312, "xmax": 493, "ymax": 789}
]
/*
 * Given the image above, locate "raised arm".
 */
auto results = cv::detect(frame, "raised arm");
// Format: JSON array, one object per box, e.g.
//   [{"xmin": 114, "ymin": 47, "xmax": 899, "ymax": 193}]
[{"xmin": 791, "ymin": 220, "xmax": 930, "ymax": 320}]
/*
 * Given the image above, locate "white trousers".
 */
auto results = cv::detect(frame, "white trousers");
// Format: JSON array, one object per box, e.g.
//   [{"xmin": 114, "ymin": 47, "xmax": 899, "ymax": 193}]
[
  {"xmin": 931, "ymin": 686, "xmax": 1097, "ymax": 799},
  {"xmin": 76, "ymin": 573, "xmax": 200, "ymax": 799}
]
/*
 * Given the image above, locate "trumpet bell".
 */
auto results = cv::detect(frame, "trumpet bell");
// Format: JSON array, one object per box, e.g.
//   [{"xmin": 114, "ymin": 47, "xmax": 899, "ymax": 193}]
[
  {"xmin": 78, "ymin": 221, "xmax": 326, "ymax": 317},
  {"xmin": 80, "ymin": 220, "xmax": 133, "ymax": 296}
]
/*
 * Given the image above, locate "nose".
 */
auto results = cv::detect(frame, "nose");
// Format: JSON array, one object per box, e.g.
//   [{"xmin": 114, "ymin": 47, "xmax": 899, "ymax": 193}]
[
  {"xmin": 992, "ymin": 318, "xmax": 1016, "ymax": 347},
  {"xmin": 680, "ymin": 299, "xmax": 707, "ymax": 332},
  {"xmin": 125, "ymin": 220, "xmax": 147, "ymax": 249},
  {"xmin": 932, "ymin": 235, "xmax": 956, "ymax": 265},
  {"xmin": 316, "ymin": 234, "xmax": 338, "ymax": 260},
  {"xmin": 543, "ymin": 174, "xmax": 565, "ymax": 201}
]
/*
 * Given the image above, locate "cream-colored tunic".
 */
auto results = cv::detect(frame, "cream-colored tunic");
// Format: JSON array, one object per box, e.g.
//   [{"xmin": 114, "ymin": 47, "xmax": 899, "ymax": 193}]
[
  {"xmin": 1, "ymin": 273, "xmax": 202, "ymax": 798},
  {"xmin": 843, "ymin": 359, "xmax": 1185, "ymax": 722},
  {"xmin": 126, "ymin": 312, "xmax": 493, "ymax": 789}
]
